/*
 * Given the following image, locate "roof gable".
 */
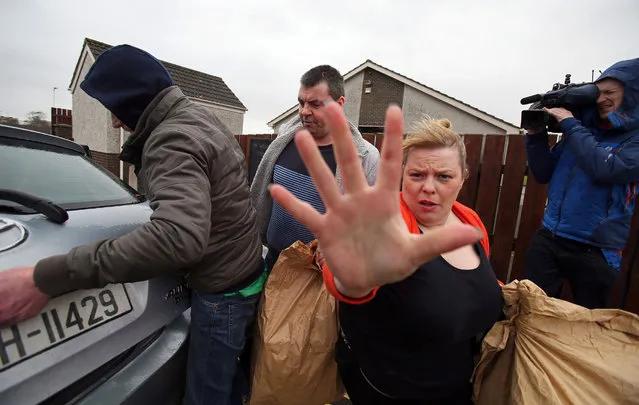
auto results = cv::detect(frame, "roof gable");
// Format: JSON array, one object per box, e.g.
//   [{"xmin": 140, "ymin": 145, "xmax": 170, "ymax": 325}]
[
  {"xmin": 267, "ymin": 59, "xmax": 519, "ymax": 133},
  {"xmin": 69, "ymin": 38, "xmax": 246, "ymax": 111}
]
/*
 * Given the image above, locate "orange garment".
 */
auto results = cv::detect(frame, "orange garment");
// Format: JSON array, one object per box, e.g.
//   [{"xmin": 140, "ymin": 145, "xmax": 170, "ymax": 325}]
[{"xmin": 322, "ymin": 193, "xmax": 494, "ymax": 304}]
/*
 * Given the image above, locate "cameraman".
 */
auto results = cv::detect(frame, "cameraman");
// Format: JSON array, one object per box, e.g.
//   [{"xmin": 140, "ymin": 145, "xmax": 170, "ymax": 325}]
[{"xmin": 524, "ymin": 58, "xmax": 639, "ymax": 309}]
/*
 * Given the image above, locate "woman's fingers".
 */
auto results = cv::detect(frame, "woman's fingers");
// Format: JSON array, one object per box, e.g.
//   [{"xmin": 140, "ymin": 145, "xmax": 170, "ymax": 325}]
[
  {"xmin": 408, "ymin": 223, "xmax": 483, "ymax": 268},
  {"xmin": 294, "ymin": 130, "xmax": 342, "ymax": 209},
  {"xmin": 324, "ymin": 102, "xmax": 368, "ymax": 194},
  {"xmin": 377, "ymin": 105, "xmax": 405, "ymax": 192},
  {"xmin": 269, "ymin": 184, "xmax": 324, "ymax": 234}
]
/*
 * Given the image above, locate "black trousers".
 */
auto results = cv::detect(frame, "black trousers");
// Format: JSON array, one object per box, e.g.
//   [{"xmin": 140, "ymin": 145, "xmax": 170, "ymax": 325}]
[{"xmin": 524, "ymin": 227, "xmax": 621, "ymax": 309}]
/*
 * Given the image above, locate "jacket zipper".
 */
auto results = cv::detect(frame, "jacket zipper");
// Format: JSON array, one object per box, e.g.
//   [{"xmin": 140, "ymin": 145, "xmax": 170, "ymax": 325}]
[
  {"xmin": 553, "ymin": 164, "xmax": 578, "ymax": 235},
  {"xmin": 341, "ymin": 328, "xmax": 396, "ymax": 398},
  {"xmin": 359, "ymin": 368, "xmax": 396, "ymax": 398}
]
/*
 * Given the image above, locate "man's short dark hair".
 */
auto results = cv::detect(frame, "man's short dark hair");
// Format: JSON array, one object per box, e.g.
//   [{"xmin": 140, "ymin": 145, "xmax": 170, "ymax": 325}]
[{"xmin": 300, "ymin": 65, "xmax": 345, "ymax": 100}]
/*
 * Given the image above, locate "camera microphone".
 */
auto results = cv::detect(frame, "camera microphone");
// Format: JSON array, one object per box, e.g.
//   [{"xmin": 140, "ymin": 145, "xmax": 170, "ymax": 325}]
[{"xmin": 521, "ymin": 94, "xmax": 542, "ymax": 105}]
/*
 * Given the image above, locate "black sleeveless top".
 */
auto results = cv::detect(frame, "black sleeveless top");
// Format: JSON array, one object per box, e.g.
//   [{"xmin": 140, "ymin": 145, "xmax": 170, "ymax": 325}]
[{"xmin": 337, "ymin": 243, "xmax": 503, "ymax": 400}]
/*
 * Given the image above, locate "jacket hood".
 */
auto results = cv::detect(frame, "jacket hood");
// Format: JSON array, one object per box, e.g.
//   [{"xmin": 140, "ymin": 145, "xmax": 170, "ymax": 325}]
[
  {"xmin": 80, "ymin": 44, "xmax": 174, "ymax": 131},
  {"xmin": 595, "ymin": 58, "xmax": 639, "ymax": 131}
]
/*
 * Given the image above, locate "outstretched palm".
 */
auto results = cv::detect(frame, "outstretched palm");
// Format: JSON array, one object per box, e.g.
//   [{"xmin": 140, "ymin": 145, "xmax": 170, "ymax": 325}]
[{"xmin": 270, "ymin": 104, "xmax": 481, "ymax": 296}]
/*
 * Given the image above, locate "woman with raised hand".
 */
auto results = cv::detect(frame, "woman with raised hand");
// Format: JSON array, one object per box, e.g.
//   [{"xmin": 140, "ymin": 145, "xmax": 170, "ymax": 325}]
[{"xmin": 270, "ymin": 103, "xmax": 502, "ymax": 404}]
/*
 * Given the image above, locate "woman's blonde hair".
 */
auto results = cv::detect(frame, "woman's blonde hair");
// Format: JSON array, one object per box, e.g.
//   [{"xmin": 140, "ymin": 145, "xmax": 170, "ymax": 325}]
[{"xmin": 402, "ymin": 118, "xmax": 468, "ymax": 177}]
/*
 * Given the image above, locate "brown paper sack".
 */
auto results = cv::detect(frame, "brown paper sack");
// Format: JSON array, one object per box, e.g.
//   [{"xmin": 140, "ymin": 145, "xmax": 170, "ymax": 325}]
[
  {"xmin": 473, "ymin": 279, "xmax": 639, "ymax": 405},
  {"xmin": 250, "ymin": 240, "xmax": 344, "ymax": 405}
]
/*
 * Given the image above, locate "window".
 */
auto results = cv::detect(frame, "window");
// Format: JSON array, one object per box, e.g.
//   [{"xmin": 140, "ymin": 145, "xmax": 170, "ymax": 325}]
[{"xmin": 0, "ymin": 142, "xmax": 138, "ymax": 210}]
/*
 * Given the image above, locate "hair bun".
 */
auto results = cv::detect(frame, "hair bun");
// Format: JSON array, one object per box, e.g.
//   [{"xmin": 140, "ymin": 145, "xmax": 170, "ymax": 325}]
[{"xmin": 436, "ymin": 119, "xmax": 452, "ymax": 129}]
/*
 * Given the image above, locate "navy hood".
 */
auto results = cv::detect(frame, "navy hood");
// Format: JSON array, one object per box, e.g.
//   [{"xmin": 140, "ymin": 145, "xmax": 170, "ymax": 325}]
[
  {"xmin": 80, "ymin": 44, "xmax": 174, "ymax": 131},
  {"xmin": 595, "ymin": 58, "xmax": 639, "ymax": 130}
]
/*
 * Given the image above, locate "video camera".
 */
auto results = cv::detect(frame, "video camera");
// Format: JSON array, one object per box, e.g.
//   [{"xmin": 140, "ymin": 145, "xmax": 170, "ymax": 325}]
[{"xmin": 520, "ymin": 74, "xmax": 600, "ymax": 132}]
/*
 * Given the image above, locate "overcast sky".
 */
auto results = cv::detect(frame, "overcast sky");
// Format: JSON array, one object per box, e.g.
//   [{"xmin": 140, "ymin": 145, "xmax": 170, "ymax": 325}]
[{"xmin": 1, "ymin": 0, "xmax": 637, "ymax": 133}]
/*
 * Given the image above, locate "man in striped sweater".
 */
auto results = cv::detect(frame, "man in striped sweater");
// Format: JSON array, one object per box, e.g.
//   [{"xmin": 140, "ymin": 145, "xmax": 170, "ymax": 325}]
[{"xmin": 251, "ymin": 64, "xmax": 380, "ymax": 271}]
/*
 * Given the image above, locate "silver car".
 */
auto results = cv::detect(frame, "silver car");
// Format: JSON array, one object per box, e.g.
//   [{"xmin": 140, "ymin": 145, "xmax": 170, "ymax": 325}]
[{"xmin": 0, "ymin": 125, "xmax": 190, "ymax": 405}]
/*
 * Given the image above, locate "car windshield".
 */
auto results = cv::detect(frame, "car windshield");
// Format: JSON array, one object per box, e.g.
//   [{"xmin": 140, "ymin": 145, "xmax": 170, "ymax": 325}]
[{"xmin": 0, "ymin": 141, "xmax": 138, "ymax": 210}]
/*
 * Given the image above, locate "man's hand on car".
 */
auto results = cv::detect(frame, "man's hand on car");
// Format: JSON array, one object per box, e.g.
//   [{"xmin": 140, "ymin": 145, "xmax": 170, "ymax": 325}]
[
  {"xmin": 544, "ymin": 107, "xmax": 574, "ymax": 122},
  {"xmin": 0, "ymin": 266, "xmax": 50, "ymax": 327}
]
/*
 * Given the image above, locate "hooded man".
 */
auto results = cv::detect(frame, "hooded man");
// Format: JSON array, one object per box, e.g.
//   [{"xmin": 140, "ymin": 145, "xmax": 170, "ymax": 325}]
[
  {"xmin": 0, "ymin": 44, "xmax": 264, "ymax": 405},
  {"xmin": 524, "ymin": 58, "xmax": 639, "ymax": 309}
]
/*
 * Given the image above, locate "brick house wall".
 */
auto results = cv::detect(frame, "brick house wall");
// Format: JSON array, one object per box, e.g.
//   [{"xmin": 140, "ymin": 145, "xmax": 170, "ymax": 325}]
[
  {"xmin": 358, "ymin": 68, "xmax": 405, "ymax": 129},
  {"xmin": 91, "ymin": 150, "xmax": 120, "ymax": 177},
  {"xmin": 51, "ymin": 108, "xmax": 73, "ymax": 140}
]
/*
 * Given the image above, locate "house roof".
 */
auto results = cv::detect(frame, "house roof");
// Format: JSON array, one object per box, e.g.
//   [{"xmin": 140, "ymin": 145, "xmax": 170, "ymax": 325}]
[
  {"xmin": 69, "ymin": 38, "xmax": 247, "ymax": 111},
  {"xmin": 267, "ymin": 59, "xmax": 519, "ymax": 133}
]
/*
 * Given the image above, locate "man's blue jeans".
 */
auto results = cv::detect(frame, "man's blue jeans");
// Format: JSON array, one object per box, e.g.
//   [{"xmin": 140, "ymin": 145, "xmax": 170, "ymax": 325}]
[{"xmin": 183, "ymin": 290, "xmax": 259, "ymax": 405}]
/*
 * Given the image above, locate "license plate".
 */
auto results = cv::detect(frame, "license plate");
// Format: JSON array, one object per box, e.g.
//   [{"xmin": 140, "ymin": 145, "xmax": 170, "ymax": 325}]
[{"xmin": 0, "ymin": 284, "xmax": 132, "ymax": 371}]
